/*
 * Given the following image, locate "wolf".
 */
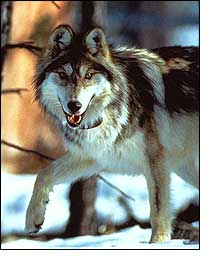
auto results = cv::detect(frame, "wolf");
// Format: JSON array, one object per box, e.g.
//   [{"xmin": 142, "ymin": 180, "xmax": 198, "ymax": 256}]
[{"xmin": 25, "ymin": 24, "xmax": 199, "ymax": 243}]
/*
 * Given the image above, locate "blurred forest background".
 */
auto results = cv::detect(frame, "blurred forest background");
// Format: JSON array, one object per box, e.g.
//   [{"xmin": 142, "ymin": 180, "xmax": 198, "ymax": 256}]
[{"xmin": 1, "ymin": 1, "xmax": 199, "ymax": 246}]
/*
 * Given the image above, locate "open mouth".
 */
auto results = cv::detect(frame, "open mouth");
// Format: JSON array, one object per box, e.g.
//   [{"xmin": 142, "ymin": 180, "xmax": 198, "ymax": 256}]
[
  {"xmin": 66, "ymin": 111, "xmax": 86, "ymax": 128},
  {"xmin": 66, "ymin": 113, "xmax": 103, "ymax": 129}
]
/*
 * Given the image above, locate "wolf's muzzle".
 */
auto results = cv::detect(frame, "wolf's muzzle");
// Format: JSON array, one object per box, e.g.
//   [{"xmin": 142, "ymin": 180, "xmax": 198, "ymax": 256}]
[{"xmin": 58, "ymin": 94, "xmax": 96, "ymax": 128}]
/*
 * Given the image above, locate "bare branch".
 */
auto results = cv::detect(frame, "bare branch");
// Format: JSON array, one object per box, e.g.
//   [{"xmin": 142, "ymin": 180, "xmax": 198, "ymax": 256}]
[
  {"xmin": 1, "ymin": 88, "xmax": 28, "ymax": 95},
  {"xmin": 1, "ymin": 139, "xmax": 55, "ymax": 161},
  {"xmin": 97, "ymin": 175, "xmax": 135, "ymax": 201},
  {"xmin": 2, "ymin": 41, "xmax": 42, "ymax": 55},
  {"xmin": 51, "ymin": 1, "xmax": 61, "ymax": 10}
]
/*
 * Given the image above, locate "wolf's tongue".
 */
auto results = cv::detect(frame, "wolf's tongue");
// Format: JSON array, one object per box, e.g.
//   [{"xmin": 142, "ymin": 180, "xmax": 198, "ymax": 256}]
[{"xmin": 68, "ymin": 114, "xmax": 82, "ymax": 125}]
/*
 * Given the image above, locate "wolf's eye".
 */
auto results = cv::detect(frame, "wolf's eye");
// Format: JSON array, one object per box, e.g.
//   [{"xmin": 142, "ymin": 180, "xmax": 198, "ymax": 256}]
[
  {"xmin": 85, "ymin": 72, "xmax": 93, "ymax": 80},
  {"xmin": 58, "ymin": 72, "xmax": 67, "ymax": 80}
]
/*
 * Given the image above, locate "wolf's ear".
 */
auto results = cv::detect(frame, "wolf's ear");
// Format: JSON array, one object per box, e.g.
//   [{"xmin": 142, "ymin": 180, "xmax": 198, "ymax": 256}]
[
  {"xmin": 48, "ymin": 25, "xmax": 74, "ymax": 51},
  {"xmin": 85, "ymin": 27, "xmax": 110, "ymax": 58}
]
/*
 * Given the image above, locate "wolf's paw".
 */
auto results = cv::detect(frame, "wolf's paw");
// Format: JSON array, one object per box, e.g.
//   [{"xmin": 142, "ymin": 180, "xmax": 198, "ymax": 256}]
[
  {"xmin": 150, "ymin": 232, "xmax": 171, "ymax": 244},
  {"xmin": 25, "ymin": 191, "xmax": 49, "ymax": 235}
]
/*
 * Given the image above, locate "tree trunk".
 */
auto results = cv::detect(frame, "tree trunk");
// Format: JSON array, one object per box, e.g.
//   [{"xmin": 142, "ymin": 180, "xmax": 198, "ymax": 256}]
[
  {"xmin": 64, "ymin": 176, "xmax": 97, "ymax": 236},
  {"xmin": 1, "ymin": 1, "xmax": 13, "ymax": 80},
  {"xmin": 81, "ymin": 1, "xmax": 107, "ymax": 31}
]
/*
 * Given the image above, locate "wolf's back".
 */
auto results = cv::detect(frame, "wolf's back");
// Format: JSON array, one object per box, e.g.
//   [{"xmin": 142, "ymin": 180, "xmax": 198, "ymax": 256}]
[{"xmin": 153, "ymin": 46, "xmax": 199, "ymax": 114}]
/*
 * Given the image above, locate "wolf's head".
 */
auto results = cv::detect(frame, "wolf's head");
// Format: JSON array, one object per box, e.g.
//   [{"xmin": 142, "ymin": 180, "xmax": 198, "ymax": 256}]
[{"xmin": 34, "ymin": 25, "xmax": 124, "ymax": 130}]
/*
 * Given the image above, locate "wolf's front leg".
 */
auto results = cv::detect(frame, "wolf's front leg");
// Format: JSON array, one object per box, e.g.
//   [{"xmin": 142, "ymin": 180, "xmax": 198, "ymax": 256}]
[{"xmin": 25, "ymin": 151, "xmax": 99, "ymax": 234}]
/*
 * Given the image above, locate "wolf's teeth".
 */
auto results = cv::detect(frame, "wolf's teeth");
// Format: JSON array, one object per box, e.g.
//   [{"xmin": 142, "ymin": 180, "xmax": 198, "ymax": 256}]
[{"xmin": 68, "ymin": 114, "xmax": 82, "ymax": 124}]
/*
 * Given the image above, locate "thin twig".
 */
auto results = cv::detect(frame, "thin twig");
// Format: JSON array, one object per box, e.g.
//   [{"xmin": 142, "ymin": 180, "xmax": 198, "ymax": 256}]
[
  {"xmin": 51, "ymin": 1, "xmax": 61, "ymax": 10},
  {"xmin": 2, "ymin": 42, "xmax": 42, "ymax": 55},
  {"xmin": 97, "ymin": 175, "xmax": 135, "ymax": 201},
  {"xmin": 2, "ymin": 139, "xmax": 135, "ymax": 201},
  {"xmin": 1, "ymin": 140, "xmax": 55, "ymax": 161},
  {"xmin": 1, "ymin": 88, "xmax": 28, "ymax": 95}
]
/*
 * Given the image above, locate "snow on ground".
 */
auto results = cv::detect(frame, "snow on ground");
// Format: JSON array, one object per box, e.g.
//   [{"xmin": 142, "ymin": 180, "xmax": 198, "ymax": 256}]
[
  {"xmin": 2, "ymin": 226, "xmax": 199, "ymax": 249},
  {"xmin": 1, "ymin": 172, "xmax": 199, "ymax": 249}
]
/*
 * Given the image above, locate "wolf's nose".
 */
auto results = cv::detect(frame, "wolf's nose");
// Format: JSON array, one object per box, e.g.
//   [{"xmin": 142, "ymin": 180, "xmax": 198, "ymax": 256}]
[{"xmin": 67, "ymin": 100, "xmax": 82, "ymax": 113}]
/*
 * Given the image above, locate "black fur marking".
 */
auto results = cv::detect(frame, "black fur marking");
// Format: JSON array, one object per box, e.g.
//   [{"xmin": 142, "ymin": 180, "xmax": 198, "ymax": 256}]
[
  {"xmin": 153, "ymin": 46, "xmax": 198, "ymax": 62},
  {"xmin": 163, "ymin": 69, "xmax": 199, "ymax": 114},
  {"xmin": 125, "ymin": 62, "xmax": 162, "ymax": 113},
  {"xmin": 154, "ymin": 184, "xmax": 160, "ymax": 213},
  {"xmin": 138, "ymin": 113, "xmax": 145, "ymax": 128},
  {"xmin": 154, "ymin": 46, "xmax": 199, "ymax": 114}
]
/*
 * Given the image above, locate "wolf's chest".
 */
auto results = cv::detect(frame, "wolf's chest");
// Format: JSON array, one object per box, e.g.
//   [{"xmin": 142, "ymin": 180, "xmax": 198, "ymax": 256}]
[{"xmin": 83, "ymin": 130, "xmax": 149, "ymax": 176}]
